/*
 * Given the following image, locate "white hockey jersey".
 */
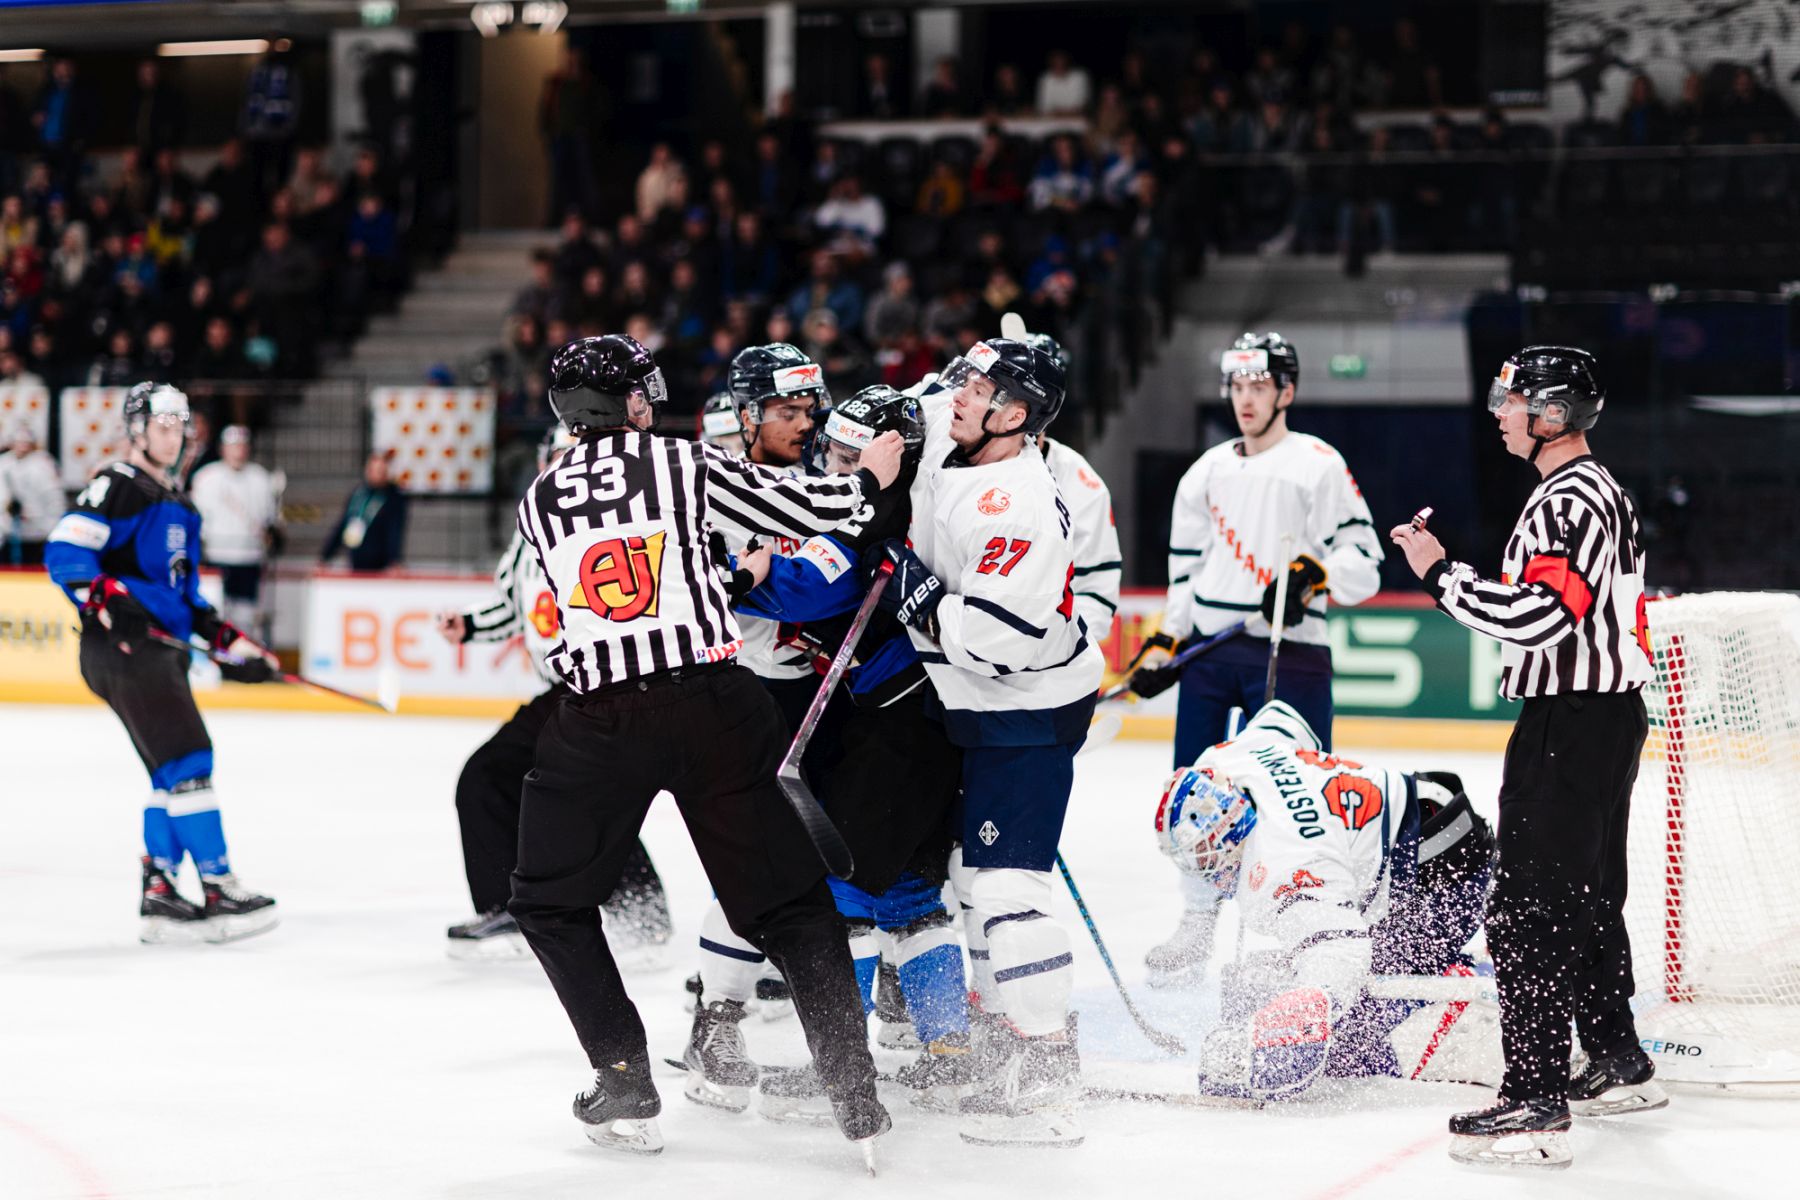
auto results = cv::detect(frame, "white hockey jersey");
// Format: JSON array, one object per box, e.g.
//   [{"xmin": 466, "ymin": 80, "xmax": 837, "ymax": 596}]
[
  {"xmin": 711, "ymin": 509, "xmax": 814, "ymax": 681},
  {"xmin": 1042, "ymin": 437, "xmax": 1121, "ymax": 642},
  {"xmin": 1194, "ymin": 702, "xmax": 1412, "ymax": 1011},
  {"xmin": 187, "ymin": 460, "xmax": 280, "ymax": 566},
  {"xmin": 1163, "ymin": 432, "xmax": 1383, "ymax": 647},
  {"xmin": 462, "ymin": 529, "xmax": 562, "ymax": 691},
  {"xmin": 904, "ymin": 378, "xmax": 1104, "ymax": 745}
]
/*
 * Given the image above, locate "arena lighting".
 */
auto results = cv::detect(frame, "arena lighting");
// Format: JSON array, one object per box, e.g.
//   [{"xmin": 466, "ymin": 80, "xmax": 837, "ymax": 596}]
[
  {"xmin": 157, "ymin": 39, "xmax": 270, "ymax": 58},
  {"xmin": 0, "ymin": 49, "xmax": 46, "ymax": 63}
]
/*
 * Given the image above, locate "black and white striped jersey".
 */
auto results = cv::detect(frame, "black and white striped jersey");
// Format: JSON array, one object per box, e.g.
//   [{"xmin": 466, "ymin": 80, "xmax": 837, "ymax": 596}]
[
  {"xmin": 516, "ymin": 429, "xmax": 873, "ymax": 693},
  {"xmin": 1427, "ymin": 456, "xmax": 1654, "ymax": 699},
  {"xmin": 461, "ymin": 530, "xmax": 562, "ymax": 689}
]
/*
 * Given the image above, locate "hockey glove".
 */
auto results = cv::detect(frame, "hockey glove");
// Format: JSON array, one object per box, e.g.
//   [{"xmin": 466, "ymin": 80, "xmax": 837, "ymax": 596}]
[
  {"xmin": 872, "ymin": 539, "xmax": 944, "ymax": 637},
  {"xmin": 81, "ymin": 575, "xmax": 151, "ymax": 643},
  {"xmin": 1128, "ymin": 632, "xmax": 1189, "ymax": 699},
  {"xmin": 212, "ymin": 622, "xmax": 280, "ymax": 684},
  {"xmin": 219, "ymin": 656, "xmax": 279, "ymax": 685},
  {"xmin": 1259, "ymin": 555, "xmax": 1328, "ymax": 629}
]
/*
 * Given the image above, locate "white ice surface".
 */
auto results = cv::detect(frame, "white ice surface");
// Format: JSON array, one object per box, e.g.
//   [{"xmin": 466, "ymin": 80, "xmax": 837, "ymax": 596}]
[{"xmin": 2, "ymin": 706, "xmax": 1791, "ymax": 1199}]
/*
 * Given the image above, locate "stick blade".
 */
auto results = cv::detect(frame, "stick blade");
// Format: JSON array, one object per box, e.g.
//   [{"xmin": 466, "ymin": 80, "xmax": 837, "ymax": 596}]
[{"xmin": 775, "ymin": 761, "xmax": 855, "ymax": 878}]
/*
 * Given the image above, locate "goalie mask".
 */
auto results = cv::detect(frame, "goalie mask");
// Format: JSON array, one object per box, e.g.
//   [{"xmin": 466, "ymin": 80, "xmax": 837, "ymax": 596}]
[{"xmin": 1155, "ymin": 764, "xmax": 1257, "ymax": 889}]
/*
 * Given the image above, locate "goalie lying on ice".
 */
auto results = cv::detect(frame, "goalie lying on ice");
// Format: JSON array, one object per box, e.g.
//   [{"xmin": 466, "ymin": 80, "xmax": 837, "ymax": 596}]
[{"xmin": 1152, "ymin": 702, "xmax": 1497, "ymax": 1102}]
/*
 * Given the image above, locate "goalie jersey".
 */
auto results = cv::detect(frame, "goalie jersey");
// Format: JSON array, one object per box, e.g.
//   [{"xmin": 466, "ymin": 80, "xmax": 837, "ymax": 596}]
[{"xmin": 458, "ymin": 529, "xmax": 562, "ymax": 690}]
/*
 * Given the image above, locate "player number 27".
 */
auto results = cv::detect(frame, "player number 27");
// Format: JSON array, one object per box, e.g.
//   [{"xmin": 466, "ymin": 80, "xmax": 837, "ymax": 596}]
[{"xmin": 977, "ymin": 537, "xmax": 1031, "ymax": 575}]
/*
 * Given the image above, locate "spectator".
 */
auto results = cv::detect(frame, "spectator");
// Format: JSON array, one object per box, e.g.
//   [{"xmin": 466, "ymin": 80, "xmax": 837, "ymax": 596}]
[
  {"xmin": 1119, "ymin": 50, "xmax": 1156, "ymax": 108},
  {"xmin": 1469, "ymin": 108, "xmax": 1518, "ymax": 251},
  {"xmin": 1036, "ymin": 49, "xmax": 1092, "ymax": 117},
  {"xmin": 921, "ymin": 279, "xmax": 977, "ymax": 347},
  {"xmin": 33, "ymin": 58, "xmax": 93, "ymax": 191},
  {"xmin": 615, "ymin": 260, "xmax": 658, "ymax": 322},
  {"xmin": 1312, "ymin": 25, "xmax": 1378, "ymax": 113},
  {"xmin": 145, "ymin": 196, "xmax": 192, "ymax": 268},
  {"xmin": 343, "ymin": 144, "xmax": 397, "ymax": 209},
  {"xmin": 1669, "ymin": 71, "xmax": 1710, "ymax": 146},
  {"xmin": 150, "ymin": 148, "xmax": 196, "ymax": 215},
  {"xmin": 1190, "ymin": 79, "xmax": 1242, "ymax": 153},
  {"xmin": 1245, "ymin": 46, "xmax": 1295, "ymax": 109},
  {"xmin": 555, "ymin": 265, "xmax": 615, "ymax": 332},
  {"xmin": 750, "ymin": 131, "xmax": 799, "ymax": 221},
  {"xmin": 540, "ymin": 46, "xmax": 601, "ymax": 224},
  {"xmin": 132, "ymin": 59, "xmax": 186, "ymax": 159},
  {"xmin": 320, "ymin": 449, "xmax": 408, "ymax": 572},
  {"xmin": 1716, "ymin": 67, "xmax": 1792, "ymax": 144},
  {"xmin": 188, "ymin": 194, "xmax": 238, "ymax": 283},
  {"xmin": 285, "ymin": 146, "xmax": 332, "ymax": 217},
  {"xmin": 1098, "ymin": 130, "xmax": 1150, "ymax": 206},
  {"xmin": 915, "ymin": 159, "xmax": 966, "ymax": 218},
  {"xmin": 0, "ymin": 422, "xmax": 61, "ymax": 564},
  {"xmin": 1028, "ymin": 134, "xmax": 1095, "ymax": 212},
  {"xmin": 1617, "ymin": 73, "xmax": 1669, "ymax": 147},
  {"xmin": 348, "ymin": 193, "xmax": 402, "ymax": 299},
  {"xmin": 988, "ymin": 64, "xmax": 1030, "ymax": 117},
  {"xmin": 87, "ymin": 328, "xmax": 137, "ymax": 386},
  {"xmin": 1341, "ymin": 125, "xmax": 1398, "ymax": 256},
  {"xmin": 784, "ymin": 248, "xmax": 864, "ymax": 332},
  {"xmin": 978, "ymin": 263, "xmax": 1025, "ymax": 329},
  {"xmin": 861, "ymin": 54, "xmax": 904, "ymax": 119},
  {"xmin": 5, "ymin": 244, "xmax": 41, "ymax": 301},
  {"xmin": 244, "ymin": 221, "xmax": 321, "ymax": 376},
  {"xmin": 1385, "ymin": 18, "xmax": 1442, "ymax": 110},
  {"xmin": 635, "ymin": 142, "xmax": 686, "ymax": 224},
  {"xmin": 1409, "ymin": 117, "xmax": 1467, "ymax": 251},
  {"xmin": 1290, "ymin": 120, "xmax": 1348, "ymax": 254},
  {"xmin": 803, "ymin": 138, "xmax": 843, "ymax": 207},
  {"xmin": 863, "ymin": 260, "xmax": 919, "ymax": 347},
  {"xmin": 813, "ymin": 175, "xmax": 886, "ymax": 259},
  {"xmin": 510, "ymin": 248, "xmax": 559, "ymax": 326},
  {"xmin": 241, "ymin": 47, "xmax": 302, "ymax": 200},
  {"xmin": 1241, "ymin": 97, "xmax": 1298, "ymax": 154},
  {"xmin": 694, "ymin": 139, "xmax": 742, "ymax": 207},
  {"xmin": 189, "ymin": 424, "xmax": 281, "ymax": 638},
  {"xmin": 969, "ymin": 127, "xmax": 1025, "ymax": 207},
  {"xmin": 799, "ymin": 306, "xmax": 872, "ymax": 393},
  {"xmin": 552, "ymin": 211, "xmax": 603, "ymax": 288},
  {"xmin": 921, "ymin": 58, "xmax": 966, "ymax": 119},
  {"xmin": 203, "ymin": 138, "xmax": 259, "ymax": 248},
  {"xmin": 660, "ymin": 258, "xmax": 709, "ymax": 351},
  {"xmin": 191, "ymin": 316, "xmax": 250, "ymax": 382},
  {"xmin": 1, "ymin": 194, "xmax": 37, "ymax": 258},
  {"xmin": 140, "ymin": 320, "xmax": 178, "ymax": 382},
  {"xmin": 1090, "ymin": 84, "xmax": 1133, "ymax": 155},
  {"xmin": 719, "ymin": 210, "xmax": 778, "ymax": 303}
]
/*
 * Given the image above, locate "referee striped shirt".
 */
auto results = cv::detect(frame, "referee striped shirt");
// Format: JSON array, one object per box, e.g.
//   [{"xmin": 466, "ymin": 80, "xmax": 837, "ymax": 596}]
[
  {"xmin": 517, "ymin": 430, "xmax": 874, "ymax": 693},
  {"xmin": 1425, "ymin": 456, "xmax": 1655, "ymax": 699}
]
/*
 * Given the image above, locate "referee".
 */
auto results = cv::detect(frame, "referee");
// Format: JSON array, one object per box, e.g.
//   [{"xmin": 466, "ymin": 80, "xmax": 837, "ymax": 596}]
[
  {"xmin": 1389, "ymin": 346, "xmax": 1664, "ymax": 1171},
  {"xmin": 509, "ymin": 335, "xmax": 903, "ymax": 1159}
]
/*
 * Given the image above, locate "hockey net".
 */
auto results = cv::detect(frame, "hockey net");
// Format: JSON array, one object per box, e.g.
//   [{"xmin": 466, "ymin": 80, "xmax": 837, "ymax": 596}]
[{"xmin": 1626, "ymin": 591, "xmax": 1800, "ymax": 1088}]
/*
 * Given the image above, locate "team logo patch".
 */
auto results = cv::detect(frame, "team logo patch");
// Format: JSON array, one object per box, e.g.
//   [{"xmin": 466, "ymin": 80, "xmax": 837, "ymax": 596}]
[
  {"xmin": 1272, "ymin": 868, "xmax": 1325, "ymax": 900},
  {"xmin": 978, "ymin": 820, "xmax": 999, "ymax": 846},
  {"xmin": 567, "ymin": 531, "xmax": 667, "ymax": 621},
  {"xmin": 976, "ymin": 487, "xmax": 1011, "ymax": 516},
  {"xmin": 1221, "ymin": 348, "xmax": 1269, "ymax": 375},
  {"xmin": 1076, "ymin": 466, "xmax": 1103, "ymax": 491},
  {"xmin": 1248, "ymin": 862, "xmax": 1268, "ymax": 892},
  {"xmin": 1498, "ymin": 361, "xmax": 1517, "ymax": 388},
  {"xmin": 965, "ymin": 341, "xmax": 1000, "ymax": 373},
  {"xmin": 773, "ymin": 364, "xmax": 825, "ymax": 394},
  {"xmin": 1323, "ymin": 773, "xmax": 1385, "ymax": 831},
  {"xmin": 529, "ymin": 590, "xmax": 559, "ymax": 638}
]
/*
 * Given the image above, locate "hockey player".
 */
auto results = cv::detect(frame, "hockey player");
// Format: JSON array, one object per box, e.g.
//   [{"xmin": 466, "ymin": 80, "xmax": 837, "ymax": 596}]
[
  {"xmin": 1153, "ymin": 701, "xmax": 1496, "ymax": 1103},
  {"xmin": 698, "ymin": 390, "xmax": 746, "ymax": 454},
  {"xmin": 1134, "ymin": 332, "xmax": 1384, "ymax": 988},
  {"xmin": 872, "ymin": 338, "xmax": 1104, "ymax": 1147},
  {"xmin": 719, "ymin": 385, "xmax": 970, "ymax": 1119},
  {"xmin": 45, "ymin": 383, "xmax": 281, "ymax": 944},
  {"xmin": 435, "ymin": 426, "xmax": 670, "ymax": 964}
]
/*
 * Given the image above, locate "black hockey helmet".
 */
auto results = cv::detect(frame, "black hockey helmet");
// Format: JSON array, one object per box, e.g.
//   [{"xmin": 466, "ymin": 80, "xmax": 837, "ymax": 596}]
[
  {"xmin": 940, "ymin": 337, "xmax": 1066, "ymax": 436},
  {"xmin": 548, "ymin": 334, "xmax": 668, "ymax": 435},
  {"xmin": 727, "ymin": 343, "xmax": 831, "ymax": 434},
  {"xmin": 122, "ymin": 382, "xmax": 193, "ymax": 474},
  {"xmin": 812, "ymin": 384, "xmax": 925, "ymax": 475},
  {"xmin": 1219, "ymin": 331, "xmax": 1300, "ymax": 400},
  {"xmin": 698, "ymin": 390, "xmax": 744, "ymax": 450},
  {"xmin": 1022, "ymin": 331, "xmax": 1072, "ymax": 378},
  {"xmin": 1487, "ymin": 345, "xmax": 1605, "ymax": 433},
  {"xmin": 1412, "ymin": 771, "xmax": 1494, "ymax": 893}
]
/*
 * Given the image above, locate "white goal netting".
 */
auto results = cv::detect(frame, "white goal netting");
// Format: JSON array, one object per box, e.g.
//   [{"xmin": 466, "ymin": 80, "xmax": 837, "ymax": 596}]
[{"xmin": 1626, "ymin": 592, "xmax": 1800, "ymax": 1086}]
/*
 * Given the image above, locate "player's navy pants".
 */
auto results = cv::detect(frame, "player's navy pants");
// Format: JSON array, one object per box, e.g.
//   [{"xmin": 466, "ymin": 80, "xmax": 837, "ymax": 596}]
[{"xmin": 1173, "ymin": 633, "xmax": 1334, "ymax": 767}]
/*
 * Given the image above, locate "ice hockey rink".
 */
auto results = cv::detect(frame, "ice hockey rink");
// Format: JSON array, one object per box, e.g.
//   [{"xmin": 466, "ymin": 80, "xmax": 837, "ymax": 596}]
[{"xmin": 3, "ymin": 705, "xmax": 1793, "ymax": 1200}]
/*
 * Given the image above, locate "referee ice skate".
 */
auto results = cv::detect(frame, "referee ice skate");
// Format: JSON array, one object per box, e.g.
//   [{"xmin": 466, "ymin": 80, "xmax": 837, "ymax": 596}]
[
  {"xmin": 1390, "ymin": 346, "xmax": 1664, "ymax": 1170},
  {"xmin": 507, "ymin": 334, "xmax": 904, "ymax": 1161}
]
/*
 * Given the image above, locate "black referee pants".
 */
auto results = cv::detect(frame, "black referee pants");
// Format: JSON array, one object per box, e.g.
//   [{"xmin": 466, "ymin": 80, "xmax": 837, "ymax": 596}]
[
  {"xmin": 1488, "ymin": 689, "xmax": 1649, "ymax": 1102},
  {"xmin": 508, "ymin": 663, "xmax": 877, "ymax": 1103},
  {"xmin": 454, "ymin": 684, "xmax": 665, "ymax": 935}
]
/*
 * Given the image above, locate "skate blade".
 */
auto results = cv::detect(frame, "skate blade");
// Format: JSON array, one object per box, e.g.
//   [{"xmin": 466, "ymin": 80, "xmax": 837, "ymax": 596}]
[
  {"xmin": 1448, "ymin": 1130, "xmax": 1571, "ymax": 1170},
  {"xmin": 1571, "ymin": 1082, "xmax": 1669, "ymax": 1118},
  {"xmin": 861, "ymin": 1136, "xmax": 880, "ymax": 1177},
  {"xmin": 204, "ymin": 910, "xmax": 279, "ymax": 944},
  {"xmin": 757, "ymin": 1095, "xmax": 835, "ymax": 1127},
  {"xmin": 682, "ymin": 1072, "xmax": 751, "ymax": 1113},
  {"xmin": 446, "ymin": 932, "xmax": 531, "ymax": 962},
  {"xmin": 958, "ymin": 1109, "xmax": 1084, "ymax": 1148},
  {"xmin": 583, "ymin": 1116, "xmax": 664, "ymax": 1155},
  {"xmin": 140, "ymin": 916, "xmax": 212, "ymax": 945}
]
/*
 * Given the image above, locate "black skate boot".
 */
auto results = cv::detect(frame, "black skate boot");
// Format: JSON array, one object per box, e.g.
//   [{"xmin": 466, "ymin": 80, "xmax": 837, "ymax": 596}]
[
  {"xmin": 874, "ymin": 959, "xmax": 919, "ymax": 1050},
  {"xmin": 446, "ymin": 908, "xmax": 529, "ymax": 961},
  {"xmin": 140, "ymin": 857, "xmax": 208, "ymax": 944},
  {"xmin": 755, "ymin": 1063, "xmax": 834, "ymax": 1126},
  {"xmin": 574, "ymin": 1053, "xmax": 664, "ymax": 1155},
  {"xmin": 200, "ymin": 873, "xmax": 279, "ymax": 943},
  {"xmin": 893, "ymin": 1032, "xmax": 976, "ymax": 1112},
  {"xmin": 682, "ymin": 998, "xmax": 759, "ymax": 1112},
  {"xmin": 1448, "ymin": 1096, "xmax": 1573, "ymax": 1170},
  {"xmin": 1570, "ymin": 1049, "xmax": 1669, "ymax": 1117},
  {"xmin": 959, "ymin": 1015, "xmax": 1083, "ymax": 1148}
]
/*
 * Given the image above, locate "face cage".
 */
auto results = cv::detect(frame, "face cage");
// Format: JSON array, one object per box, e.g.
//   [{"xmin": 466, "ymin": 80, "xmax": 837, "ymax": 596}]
[{"xmin": 1156, "ymin": 768, "xmax": 1256, "ymax": 883}]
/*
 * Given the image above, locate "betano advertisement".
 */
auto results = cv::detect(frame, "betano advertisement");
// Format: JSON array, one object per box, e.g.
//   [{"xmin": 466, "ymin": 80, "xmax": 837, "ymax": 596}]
[{"xmin": 4, "ymin": 568, "xmax": 1517, "ymax": 730}]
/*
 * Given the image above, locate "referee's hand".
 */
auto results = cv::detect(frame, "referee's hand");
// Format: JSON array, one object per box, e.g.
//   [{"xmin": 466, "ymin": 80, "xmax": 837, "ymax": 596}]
[
  {"xmin": 1389, "ymin": 524, "xmax": 1446, "ymax": 580},
  {"xmin": 859, "ymin": 431, "xmax": 905, "ymax": 491}
]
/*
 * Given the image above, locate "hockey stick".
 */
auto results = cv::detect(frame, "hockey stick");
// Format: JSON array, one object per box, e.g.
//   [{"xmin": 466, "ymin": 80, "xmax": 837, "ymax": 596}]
[
  {"xmin": 1262, "ymin": 534, "xmax": 1294, "ymax": 707},
  {"xmin": 145, "ymin": 629, "xmax": 398, "ymax": 712},
  {"xmin": 1055, "ymin": 852, "xmax": 1187, "ymax": 1056},
  {"xmin": 775, "ymin": 559, "xmax": 894, "ymax": 879},
  {"xmin": 1097, "ymin": 620, "xmax": 1249, "ymax": 705}
]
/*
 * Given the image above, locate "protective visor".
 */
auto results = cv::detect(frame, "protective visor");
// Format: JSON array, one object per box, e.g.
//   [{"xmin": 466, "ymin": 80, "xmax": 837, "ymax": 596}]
[
  {"xmin": 812, "ymin": 410, "xmax": 876, "ymax": 474},
  {"xmin": 1485, "ymin": 360, "xmax": 1573, "ymax": 422}
]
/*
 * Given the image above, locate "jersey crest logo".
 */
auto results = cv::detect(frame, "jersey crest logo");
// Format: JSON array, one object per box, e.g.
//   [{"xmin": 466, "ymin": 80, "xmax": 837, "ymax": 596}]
[
  {"xmin": 529, "ymin": 590, "xmax": 560, "ymax": 637},
  {"xmin": 1272, "ymin": 868, "xmax": 1324, "ymax": 900},
  {"xmin": 567, "ymin": 531, "xmax": 667, "ymax": 621},
  {"xmin": 978, "ymin": 820, "xmax": 999, "ymax": 846},
  {"xmin": 773, "ymin": 364, "xmax": 824, "ymax": 393},
  {"xmin": 1076, "ymin": 466, "xmax": 1103, "ymax": 491},
  {"xmin": 976, "ymin": 487, "xmax": 1011, "ymax": 516},
  {"xmin": 1322, "ymin": 773, "xmax": 1385, "ymax": 831}
]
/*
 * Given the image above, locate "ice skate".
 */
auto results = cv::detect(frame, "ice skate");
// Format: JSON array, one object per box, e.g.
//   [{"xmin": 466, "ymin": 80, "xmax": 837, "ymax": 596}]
[
  {"xmin": 832, "ymin": 1091, "xmax": 891, "ymax": 1176},
  {"xmin": 446, "ymin": 908, "xmax": 530, "ymax": 961},
  {"xmin": 1569, "ymin": 1050, "xmax": 1669, "ymax": 1118},
  {"xmin": 199, "ymin": 872, "xmax": 278, "ymax": 943},
  {"xmin": 755, "ymin": 1064, "xmax": 834, "ymax": 1126},
  {"xmin": 959, "ymin": 1017, "xmax": 1084, "ymax": 1148},
  {"xmin": 874, "ymin": 959, "xmax": 920, "ymax": 1050},
  {"xmin": 574, "ymin": 1055, "xmax": 664, "ymax": 1155},
  {"xmin": 1448, "ymin": 1097, "xmax": 1572, "ymax": 1170},
  {"xmin": 681, "ymin": 998, "xmax": 758, "ymax": 1113},
  {"xmin": 139, "ymin": 857, "xmax": 209, "ymax": 944},
  {"xmin": 1144, "ymin": 907, "xmax": 1215, "ymax": 989},
  {"xmin": 893, "ymin": 1033, "xmax": 975, "ymax": 1112}
]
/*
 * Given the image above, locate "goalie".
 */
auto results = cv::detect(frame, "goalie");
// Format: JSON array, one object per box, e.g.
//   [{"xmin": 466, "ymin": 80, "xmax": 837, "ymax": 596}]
[{"xmin": 1153, "ymin": 702, "xmax": 1495, "ymax": 1103}]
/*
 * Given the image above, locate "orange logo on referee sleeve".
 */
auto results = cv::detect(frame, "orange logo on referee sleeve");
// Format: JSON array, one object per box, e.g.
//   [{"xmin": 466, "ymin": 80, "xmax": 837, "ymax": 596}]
[
  {"xmin": 528, "ymin": 590, "xmax": 560, "ymax": 637},
  {"xmin": 1634, "ymin": 593, "xmax": 1653, "ymax": 662},
  {"xmin": 567, "ymin": 531, "xmax": 666, "ymax": 621}
]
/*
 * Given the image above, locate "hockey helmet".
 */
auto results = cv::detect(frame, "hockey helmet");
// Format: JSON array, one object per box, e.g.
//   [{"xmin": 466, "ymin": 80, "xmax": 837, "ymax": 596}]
[
  {"xmin": 1413, "ymin": 771, "xmax": 1494, "ymax": 893},
  {"xmin": 698, "ymin": 391, "xmax": 746, "ymax": 453},
  {"xmin": 548, "ymin": 334, "xmax": 668, "ymax": 435},
  {"xmin": 1487, "ymin": 345, "xmax": 1604, "ymax": 433},
  {"xmin": 122, "ymin": 382, "xmax": 193, "ymax": 475},
  {"xmin": 939, "ymin": 337, "xmax": 1066, "ymax": 436},
  {"xmin": 1219, "ymin": 331, "xmax": 1300, "ymax": 400},
  {"xmin": 727, "ymin": 343, "xmax": 831, "ymax": 434},
  {"xmin": 1155, "ymin": 763, "xmax": 1257, "ymax": 888},
  {"xmin": 812, "ymin": 384, "xmax": 925, "ymax": 475},
  {"xmin": 1023, "ymin": 331, "xmax": 1073, "ymax": 378}
]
